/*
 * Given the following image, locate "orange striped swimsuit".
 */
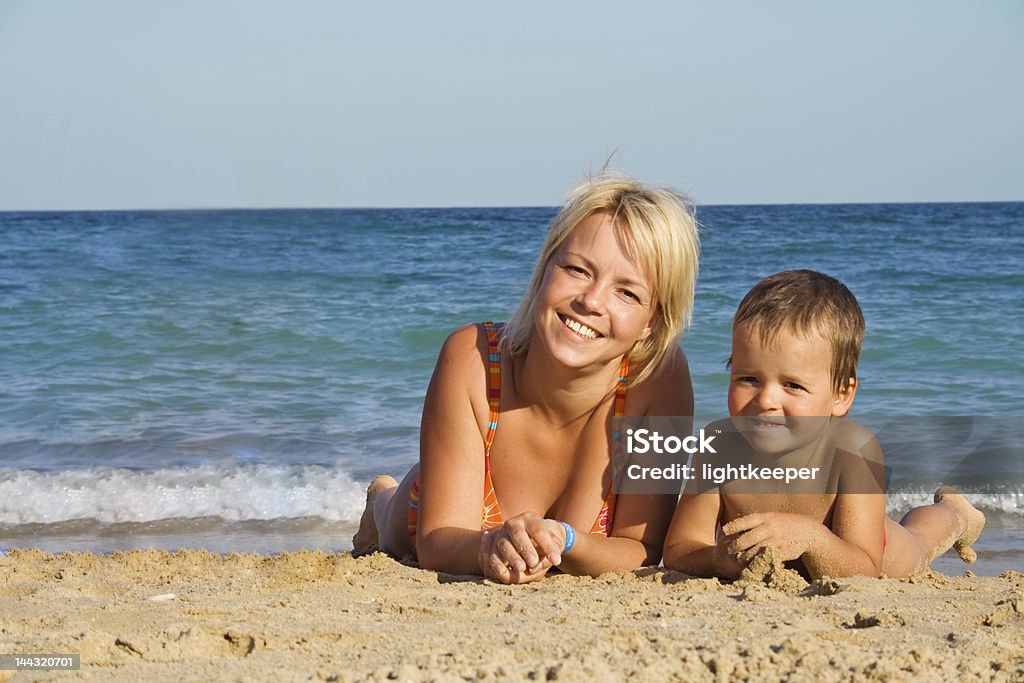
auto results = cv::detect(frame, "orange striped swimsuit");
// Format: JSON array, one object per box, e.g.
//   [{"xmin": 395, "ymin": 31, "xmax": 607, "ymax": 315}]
[{"xmin": 407, "ymin": 321, "xmax": 629, "ymax": 541}]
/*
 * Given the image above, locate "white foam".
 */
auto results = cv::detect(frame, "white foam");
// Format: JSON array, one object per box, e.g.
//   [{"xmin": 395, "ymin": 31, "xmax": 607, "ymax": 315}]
[
  {"xmin": 887, "ymin": 489, "xmax": 1024, "ymax": 518},
  {"xmin": 3, "ymin": 466, "xmax": 1018, "ymax": 529},
  {"xmin": 0, "ymin": 464, "xmax": 366, "ymax": 526}
]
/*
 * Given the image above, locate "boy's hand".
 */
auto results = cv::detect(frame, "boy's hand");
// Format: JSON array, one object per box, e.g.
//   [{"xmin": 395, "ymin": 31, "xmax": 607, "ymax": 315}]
[
  {"xmin": 711, "ymin": 535, "xmax": 747, "ymax": 579},
  {"xmin": 722, "ymin": 512, "xmax": 826, "ymax": 564}
]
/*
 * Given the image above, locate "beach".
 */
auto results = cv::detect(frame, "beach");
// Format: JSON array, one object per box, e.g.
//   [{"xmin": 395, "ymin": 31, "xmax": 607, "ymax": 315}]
[
  {"xmin": 1, "ymin": 206, "xmax": 1021, "ymax": 680},
  {"xmin": 2, "ymin": 548, "xmax": 1022, "ymax": 682}
]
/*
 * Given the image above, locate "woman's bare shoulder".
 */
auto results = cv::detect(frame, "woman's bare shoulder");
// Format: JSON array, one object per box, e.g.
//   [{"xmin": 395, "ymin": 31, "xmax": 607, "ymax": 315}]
[
  {"xmin": 422, "ymin": 324, "xmax": 492, "ymax": 433},
  {"xmin": 436, "ymin": 323, "xmax": 489, "ymax": 370},
  {"xmin": 629, "ymin": 345, "xmax": 693, "ymax": 414},
  {"xmin": 427, "ymin": 324, "xmax": 495, "ymax": 417}
]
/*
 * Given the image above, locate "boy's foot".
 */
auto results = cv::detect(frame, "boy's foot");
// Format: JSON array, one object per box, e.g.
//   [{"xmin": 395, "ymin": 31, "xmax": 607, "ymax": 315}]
[
  {"xmin": 934, "ymin": 486, "xmax": 986, "ymax": 563},
  {"xmin": 352, "ymin": 475, "xmax": 398, "ymax": 551}
]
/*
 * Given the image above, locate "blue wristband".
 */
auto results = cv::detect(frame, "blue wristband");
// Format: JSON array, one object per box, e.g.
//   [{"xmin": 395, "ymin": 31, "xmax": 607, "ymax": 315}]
[{"xmin": 558, "ymin": 521, "xmax": 576, "ymax": 554}]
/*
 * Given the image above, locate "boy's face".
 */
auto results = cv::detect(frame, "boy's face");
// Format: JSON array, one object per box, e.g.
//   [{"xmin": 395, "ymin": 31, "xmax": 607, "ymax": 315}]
[{"xmin": 728, "ymin": 323, "xmax": 856, "ymax": 454}]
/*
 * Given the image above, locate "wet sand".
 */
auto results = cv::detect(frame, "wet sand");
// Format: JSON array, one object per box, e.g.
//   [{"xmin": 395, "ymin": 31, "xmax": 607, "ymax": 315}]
[{"xmin": 1, "ymin": 548, "xmax": 1022, "ymax": 682}]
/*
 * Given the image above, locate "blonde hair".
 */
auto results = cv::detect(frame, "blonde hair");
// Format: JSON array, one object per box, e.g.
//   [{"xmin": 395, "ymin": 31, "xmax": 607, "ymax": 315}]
[
  {"xmin": 733, "ymin": 269, "xmax": 865, "ymax": 393},
  {"xmin": 501, "ymin": 173, "xmax": 700, "ymax": 386}
]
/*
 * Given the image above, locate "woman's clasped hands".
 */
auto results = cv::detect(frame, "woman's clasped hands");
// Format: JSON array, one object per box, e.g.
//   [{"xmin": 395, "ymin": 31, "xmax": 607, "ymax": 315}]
[{"xmin": 478, "ymin": 512, "xmax": 569, "ymax": 584}]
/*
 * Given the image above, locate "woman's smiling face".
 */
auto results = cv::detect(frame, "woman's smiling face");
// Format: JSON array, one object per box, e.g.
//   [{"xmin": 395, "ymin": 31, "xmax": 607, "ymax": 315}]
[{"xmin": 532, "ymin": 211, "xmax": 656, "ymax": 372}]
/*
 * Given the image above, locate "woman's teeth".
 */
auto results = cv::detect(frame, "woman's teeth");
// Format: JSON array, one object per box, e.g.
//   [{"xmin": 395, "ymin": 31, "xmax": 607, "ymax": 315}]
[{"xmin": 562, "ymin": 316, "xmax": 599, "ymax": 339}]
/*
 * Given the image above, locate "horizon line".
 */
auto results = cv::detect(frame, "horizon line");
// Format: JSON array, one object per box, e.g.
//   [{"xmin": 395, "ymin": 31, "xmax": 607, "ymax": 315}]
[{"xmin": 2, "ymin": 198, "xmax": 1022, "ymax": 214}]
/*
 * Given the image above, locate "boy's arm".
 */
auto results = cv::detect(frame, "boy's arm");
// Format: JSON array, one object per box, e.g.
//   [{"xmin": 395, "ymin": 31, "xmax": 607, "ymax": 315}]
[
  {"xmin": 812, "ymin": 491, "xmax": 885, "ymax": 577},
  {"xmin": 722, "ymin": 500, "xmax": 883, "ymax": 579},
  {"xmin": 663, "ymin": 489, "xmax": 744, "ymax": 579},
  {"xmin": 805, "ymin": 437, "xmax": 887, "ymax": 577},
  {"xmin": 723, "ymin": 440, "xmax": 887, "ymax": 579}
]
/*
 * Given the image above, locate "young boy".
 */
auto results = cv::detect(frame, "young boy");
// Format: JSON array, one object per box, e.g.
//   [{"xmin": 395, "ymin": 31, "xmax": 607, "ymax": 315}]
[{"xmin": 663, "ymin": 270, "xmax": 985, "ymax": 579}]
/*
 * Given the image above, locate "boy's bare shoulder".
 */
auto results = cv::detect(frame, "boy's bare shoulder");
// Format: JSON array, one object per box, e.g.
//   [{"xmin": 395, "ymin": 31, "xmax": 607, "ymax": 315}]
[{"xmin": 824, "ymin": 418, "xmax": 883, "ymax": 462}]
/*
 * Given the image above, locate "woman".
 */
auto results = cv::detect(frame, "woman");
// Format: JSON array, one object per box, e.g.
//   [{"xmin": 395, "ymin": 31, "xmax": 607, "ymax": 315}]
[{"xmin": 354, "ymin": 173, "xmax": 700, "ymax": 583}]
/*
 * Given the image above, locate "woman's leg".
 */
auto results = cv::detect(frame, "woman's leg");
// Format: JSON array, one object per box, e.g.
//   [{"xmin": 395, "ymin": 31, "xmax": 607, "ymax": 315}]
[
  {"xmin": 882, "ymin": 487, "xmax": 985, "ymax": 577},
  {"xmin": 352, "ymin": 464, "xmax": 419, "ymax": 557}
]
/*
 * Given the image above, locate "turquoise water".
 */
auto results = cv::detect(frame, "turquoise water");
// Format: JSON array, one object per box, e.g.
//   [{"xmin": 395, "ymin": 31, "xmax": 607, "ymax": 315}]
[{"xmin": 1, "ymin": 203, "xmax": 1021, "ymax": 574}]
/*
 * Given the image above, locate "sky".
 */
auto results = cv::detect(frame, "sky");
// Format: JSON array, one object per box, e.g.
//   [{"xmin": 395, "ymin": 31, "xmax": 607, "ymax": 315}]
[{"xmin": 1, "ymin": 1, "xmax": 1021, "ymax": 210}]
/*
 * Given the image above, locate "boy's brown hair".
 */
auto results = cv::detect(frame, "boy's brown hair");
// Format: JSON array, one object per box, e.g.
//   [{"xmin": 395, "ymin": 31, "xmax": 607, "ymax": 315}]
[{"xmin": 733, "ymin": 270, "xmax": 865, "ymax": 393}]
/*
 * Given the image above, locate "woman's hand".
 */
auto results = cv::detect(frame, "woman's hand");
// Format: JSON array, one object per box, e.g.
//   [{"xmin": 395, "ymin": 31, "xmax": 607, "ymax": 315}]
[{"xmin": 477, "ymin": 513, "xmax": 566, "ymax": 584}]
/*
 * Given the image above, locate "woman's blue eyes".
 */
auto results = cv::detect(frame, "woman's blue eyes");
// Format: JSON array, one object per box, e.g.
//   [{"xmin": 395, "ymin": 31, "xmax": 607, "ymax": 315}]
[{"xmin": 561, "ymin": 264, "xmax": 643, "ymax": 304}]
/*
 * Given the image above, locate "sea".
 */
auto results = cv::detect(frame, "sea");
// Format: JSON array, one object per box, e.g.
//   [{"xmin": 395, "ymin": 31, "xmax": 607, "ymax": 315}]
[{"xmin": 1, "ymin": 202, "xmax": 1021, "ymax": 576}]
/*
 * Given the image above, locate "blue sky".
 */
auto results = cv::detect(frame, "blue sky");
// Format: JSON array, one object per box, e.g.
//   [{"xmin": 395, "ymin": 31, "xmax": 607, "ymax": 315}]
[{"xmin": 1, "ymin": 1, "xmax": 1021, "ymax": 209}]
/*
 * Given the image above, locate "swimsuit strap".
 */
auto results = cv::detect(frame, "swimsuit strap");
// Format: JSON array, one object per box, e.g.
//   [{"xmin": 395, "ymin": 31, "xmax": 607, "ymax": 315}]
[
  {"xmin": 610, "ymin": 355, "xmax": 630, "ymax": 481},
  {"xmin": 481, "ymin": 322, "xmax": 501, "ymax": 452},
  {"xmin": 480, "ymin": 322, "xmax": 503, "ymax": 529},
  {"xmin": 614, "ymin": 355, "xmax": 629, "ymax": 418}
]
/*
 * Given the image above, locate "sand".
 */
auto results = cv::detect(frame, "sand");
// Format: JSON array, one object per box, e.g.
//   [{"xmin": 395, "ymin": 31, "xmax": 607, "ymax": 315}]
[{"xmin": 1, "ymin": 547, "xmax": 1022, "ymax": 682}]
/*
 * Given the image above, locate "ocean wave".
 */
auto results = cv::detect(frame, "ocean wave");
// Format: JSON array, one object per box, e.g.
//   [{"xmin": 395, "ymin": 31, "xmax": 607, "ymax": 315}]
[
  {"xmin": 0, "ymin": 464, "xmax": 366, "ymax": 526},
  {"xmin": 887, "ymin": 488, "xmax": 1024, "ymax": 518},
  {"xmin": 1, "ymin": 464, "xmax": 1021, "ymax": 528}
]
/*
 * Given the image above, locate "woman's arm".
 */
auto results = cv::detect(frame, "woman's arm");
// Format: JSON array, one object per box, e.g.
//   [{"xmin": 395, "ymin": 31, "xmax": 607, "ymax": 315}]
[
  {"xmin": 557, "ymin": 346, "xmax": 694, "ymax": 576},
  {"xmin": 414, "ymin": 324, "xmax": 495, "ymax": 575},
  {"xmin": 555, "ymin": 493, "xmax": 679, "ymax": 576}
]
